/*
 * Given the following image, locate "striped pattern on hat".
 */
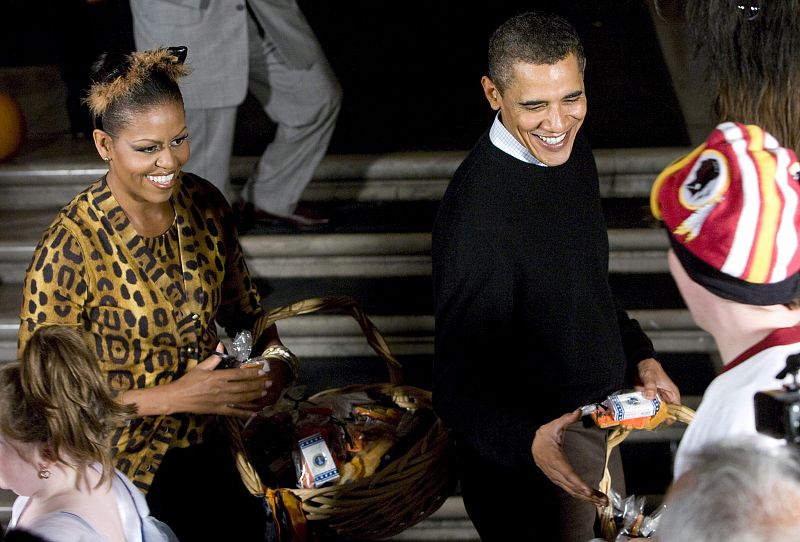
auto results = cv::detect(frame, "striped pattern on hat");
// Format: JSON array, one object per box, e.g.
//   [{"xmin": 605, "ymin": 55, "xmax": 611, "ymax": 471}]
[{"xmin": 651, "ymin": 122, "xmax": 800, "ymax": 302}]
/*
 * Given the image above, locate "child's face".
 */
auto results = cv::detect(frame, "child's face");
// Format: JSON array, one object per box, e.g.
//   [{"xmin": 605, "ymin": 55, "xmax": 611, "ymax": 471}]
[{"xmin": 0, "ymin": 435, "xmax": 43, "ymax": 496}]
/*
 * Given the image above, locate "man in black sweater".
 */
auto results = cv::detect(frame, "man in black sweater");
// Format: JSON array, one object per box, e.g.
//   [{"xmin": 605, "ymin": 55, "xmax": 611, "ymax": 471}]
[{"xmin": 431, "ymin": 11, "xmax": 681, "ymax": 541}]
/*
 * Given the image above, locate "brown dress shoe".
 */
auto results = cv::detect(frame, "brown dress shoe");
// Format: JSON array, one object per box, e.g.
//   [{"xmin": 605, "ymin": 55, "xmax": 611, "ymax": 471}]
[
  {"xmin": 234, "ymin": 201, "xmax": 329, "ymax": 232},
  {"xmin": 282, "ymin": 206, "xmax": 330, "ymax": 228}
]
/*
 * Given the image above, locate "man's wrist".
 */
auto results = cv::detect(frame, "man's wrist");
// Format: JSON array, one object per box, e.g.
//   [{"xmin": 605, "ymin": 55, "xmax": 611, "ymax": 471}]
[{"xmin": 637, "ymin": 357, "xmax": 660, "ymax": 371}]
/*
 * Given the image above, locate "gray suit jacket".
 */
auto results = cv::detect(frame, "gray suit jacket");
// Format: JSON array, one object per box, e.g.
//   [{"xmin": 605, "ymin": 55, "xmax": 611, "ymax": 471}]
[{"xmin": 131, "ymin": 0, "xmax": 324, "ymax": 108}]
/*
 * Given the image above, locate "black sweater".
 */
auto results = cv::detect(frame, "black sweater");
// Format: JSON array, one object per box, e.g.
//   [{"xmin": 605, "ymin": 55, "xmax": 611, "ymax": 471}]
[{"xmin": 431, "ymin": 131, "xmax": 655, "ymax": 468}]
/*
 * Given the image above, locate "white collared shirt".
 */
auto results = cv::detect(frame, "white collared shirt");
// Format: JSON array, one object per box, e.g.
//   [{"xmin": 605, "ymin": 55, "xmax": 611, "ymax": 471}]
[{"xmin": 489, "ymin": 113, "xmax": 547, "ymax": 166}]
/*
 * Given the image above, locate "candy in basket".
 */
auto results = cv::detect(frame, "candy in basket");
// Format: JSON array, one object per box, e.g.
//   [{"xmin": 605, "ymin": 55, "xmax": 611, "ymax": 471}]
[
  {"xmin": 244, "ymin": 389, "xmax": 439, "ymax": 491},
  {"xmin": 605, "ymin": 488, "xmax": 665, "ymax": 541},
  {"xmin": 231, "ymin": 296, "xmax": 457, "ymax": 541}
]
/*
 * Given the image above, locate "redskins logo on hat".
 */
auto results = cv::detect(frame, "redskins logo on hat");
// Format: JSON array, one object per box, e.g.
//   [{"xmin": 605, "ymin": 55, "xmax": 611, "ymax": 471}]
[
  {"xmin": 672, "ymin": 148, "xmax": 730, "ymax": 241},
  {"xmin": 651, "ymin": 122, "xmax": 800, "ymax": 301}
]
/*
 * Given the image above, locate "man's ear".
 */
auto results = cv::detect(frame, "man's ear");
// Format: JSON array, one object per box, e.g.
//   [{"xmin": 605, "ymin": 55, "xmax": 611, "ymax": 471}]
[
  {"xmin": 481, "ymin": 76, "xmax": 502, "ymax": 111},
  {"xmin": 92, "ymin": 129, "xmax": 113, "ymax": 162}
]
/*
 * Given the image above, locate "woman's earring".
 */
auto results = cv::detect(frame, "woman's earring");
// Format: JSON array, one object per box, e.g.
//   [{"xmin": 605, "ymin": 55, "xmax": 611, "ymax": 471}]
[
  {"xmin": 38, "ymin": 464, "xmax": 51, "ymax": 479},
  {"xmin": 103, "ymin": 156, "xmax": 110, "ymax": 161}
]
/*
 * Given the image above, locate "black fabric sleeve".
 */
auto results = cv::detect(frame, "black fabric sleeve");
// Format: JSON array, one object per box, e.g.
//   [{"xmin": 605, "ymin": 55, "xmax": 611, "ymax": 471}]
[{"xmin": 614, "ymin": 296, "xmax": 657, "ymax": 387}]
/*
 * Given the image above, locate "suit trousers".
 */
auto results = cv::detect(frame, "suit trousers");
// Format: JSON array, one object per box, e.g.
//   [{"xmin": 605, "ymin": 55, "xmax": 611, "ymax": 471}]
[
  {"xmin": 183, "ymin": 105, "xmax": 238, "ymax": 200},
  {"xmin": 179, "ymin": 15, "xmax": 341, "ymax": 216},
  {"xmin": 242, "ymin": 14, "xmax": 341, "ymax": 216},
  {"xmin": 457, "ymin": 421, "xmax": 624, "ymax": 542}
]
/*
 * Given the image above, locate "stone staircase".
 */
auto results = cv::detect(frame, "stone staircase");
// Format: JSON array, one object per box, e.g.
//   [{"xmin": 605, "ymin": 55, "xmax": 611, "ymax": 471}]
[
  {"xmin": 0, "ymin": 142, "xmax": 713, "ymax": 540},
  {"xmin": 0, "ymin": 143, "xmax": 710, "ymax": 539},
  {"xmin": 0, "ymin": 1, "xmax": 719, "ymax": 535}
]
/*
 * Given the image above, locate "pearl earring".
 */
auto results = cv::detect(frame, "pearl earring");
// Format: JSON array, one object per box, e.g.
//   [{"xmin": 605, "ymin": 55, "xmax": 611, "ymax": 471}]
[
  {"xmin": 38, "ymin": 464, "xmax": 51, "ymax": 479},
  {"xmin": 103, "ymin": 156, "xmax": 110, "ymax": 161}
]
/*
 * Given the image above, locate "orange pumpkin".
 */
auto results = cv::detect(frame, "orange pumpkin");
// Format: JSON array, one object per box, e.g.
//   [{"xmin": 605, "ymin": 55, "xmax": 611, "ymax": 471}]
[{"xmin": 0, "ymin": 93, "xmax": 26, "ymax": 162}]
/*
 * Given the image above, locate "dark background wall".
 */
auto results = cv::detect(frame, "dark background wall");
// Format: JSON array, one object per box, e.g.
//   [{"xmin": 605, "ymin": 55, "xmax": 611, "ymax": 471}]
[
  {"xmin": 0, "ymin": 0, "xmax": 690, "ymax": 154},
  {"xmin": 300, "ymin": 0, "xmax": 690, "ymax": 153}
]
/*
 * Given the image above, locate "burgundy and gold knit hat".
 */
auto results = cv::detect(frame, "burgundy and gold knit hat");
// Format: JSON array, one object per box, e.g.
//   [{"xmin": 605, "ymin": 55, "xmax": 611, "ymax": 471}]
[{"xmin": 651, "ymin": 122, "xmax": 800, "ymax": 305}]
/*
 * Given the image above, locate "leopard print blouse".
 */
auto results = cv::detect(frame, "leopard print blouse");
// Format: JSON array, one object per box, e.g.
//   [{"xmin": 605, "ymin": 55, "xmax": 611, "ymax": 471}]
[{"xmin": 18, "ymin": 172, "xmax": 272, "ymax": 492}]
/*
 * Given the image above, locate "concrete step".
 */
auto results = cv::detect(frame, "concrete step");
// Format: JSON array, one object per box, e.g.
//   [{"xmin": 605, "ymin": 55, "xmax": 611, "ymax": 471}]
[
  {"xmin": 385, "ymin": 496, "xmax": 478, "ymax": 541},
  {"xmin": 0, "ymin": 311, "xmax": 714, "ymax": 365},
  {"xmin": 0, "ymin": 273, "xmax": 711, "ymax": 363},
  {"xmin": 0, "ymin": 226, "xmax": 672, "ymax": 284},
  {"xmin": 0, "ymin": 145, "xmax": 689, "ymax": 210}
]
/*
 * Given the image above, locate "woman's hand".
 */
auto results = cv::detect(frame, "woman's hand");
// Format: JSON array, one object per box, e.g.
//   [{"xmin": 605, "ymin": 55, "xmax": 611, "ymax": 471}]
[
  {"xmin": 120, "ymin": 342, "xmax": 269, "ymax": 417},
  {"xmin": 169, "ymin": 343, "xmax": 271, "ymax": 416}
]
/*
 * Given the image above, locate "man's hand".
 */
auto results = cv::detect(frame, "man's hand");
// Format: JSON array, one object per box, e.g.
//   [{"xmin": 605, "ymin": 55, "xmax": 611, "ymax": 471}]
[
  {"xmin": 531, "ymin": 409, "xmax": 608, "ymax": 506},
  {"xmin": 636, "ymin": 357, "xmax": 681, "ymax": 404}
]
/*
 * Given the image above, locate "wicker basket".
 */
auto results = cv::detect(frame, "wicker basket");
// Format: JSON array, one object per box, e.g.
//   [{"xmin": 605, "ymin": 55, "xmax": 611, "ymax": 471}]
[
  {"xmin": 232, "ymin": 296, "xmax": 458, "ymax": 540},
  {"xmin": 596, "ymin": 403, "xmax": 696, "ymax": 541}
]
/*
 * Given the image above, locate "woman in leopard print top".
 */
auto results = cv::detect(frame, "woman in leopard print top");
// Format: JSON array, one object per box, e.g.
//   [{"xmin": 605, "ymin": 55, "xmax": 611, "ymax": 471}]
[{"xmin": 17, "ymin": 47, "xmax": 292, "ymax": 541}]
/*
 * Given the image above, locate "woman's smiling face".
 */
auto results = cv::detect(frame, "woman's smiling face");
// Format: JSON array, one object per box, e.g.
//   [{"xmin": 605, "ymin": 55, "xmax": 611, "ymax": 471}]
[{"xmin": 95, "ymin": 100, "xmax": 190, "ymax": 206}]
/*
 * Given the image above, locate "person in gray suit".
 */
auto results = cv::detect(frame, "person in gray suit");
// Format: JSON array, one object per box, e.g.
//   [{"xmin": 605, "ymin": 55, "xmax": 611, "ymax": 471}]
[{"xmin": 131, "ymin": 0, "xmax": 342, "ymax": 230}]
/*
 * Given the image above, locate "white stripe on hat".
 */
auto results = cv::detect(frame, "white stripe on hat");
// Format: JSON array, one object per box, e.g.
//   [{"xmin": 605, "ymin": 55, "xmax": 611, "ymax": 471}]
[
  {"xmin": 764, "ymin": 131, "xmax": 779, "ymax": 148},
  {"xmin": 771, "ymin": 146, "xmax": 799, "ymax": 282},
  {"xmin": 720, "ymin": 123, "xmax": 760, "ymax": 279}
]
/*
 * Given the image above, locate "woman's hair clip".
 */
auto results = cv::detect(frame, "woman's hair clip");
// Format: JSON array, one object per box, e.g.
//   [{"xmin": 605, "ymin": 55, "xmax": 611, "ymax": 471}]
[
  {"xmin": 85, "ymin": 46, "xmax": 191, "ymax": 121},
  {"xmin": 167, "ymin": 45, "xmax": 188, "ymax": 65},
  {"xmin": 103, "ymin": 46, "xmax": 185, "ymax": 81},
  {"xmin": 104, "ymin": 56, "xmax": 133, "ymax": 85}
]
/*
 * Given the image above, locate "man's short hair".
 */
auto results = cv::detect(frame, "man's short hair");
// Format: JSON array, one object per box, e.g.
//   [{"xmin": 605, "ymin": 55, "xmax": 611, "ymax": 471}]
[{"xmin": 487, "ymin": 11, "xmax": 585, "ymax": 93}]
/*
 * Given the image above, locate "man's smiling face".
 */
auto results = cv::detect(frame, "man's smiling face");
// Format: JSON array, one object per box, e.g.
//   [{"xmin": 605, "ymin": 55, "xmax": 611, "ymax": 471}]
[{"xmin": 483, "ymin": 53, "xmax": 586, "ymax": 166}]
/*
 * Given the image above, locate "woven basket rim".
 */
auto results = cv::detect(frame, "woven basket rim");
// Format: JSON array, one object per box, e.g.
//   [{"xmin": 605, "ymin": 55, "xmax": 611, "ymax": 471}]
[
  {"xmin": 285, "ymin": 383, "xmax": 456, "ymax": 538},
  {"xmin": 237, "ymin": 297, "xmax": 458, "ymax": 539}
]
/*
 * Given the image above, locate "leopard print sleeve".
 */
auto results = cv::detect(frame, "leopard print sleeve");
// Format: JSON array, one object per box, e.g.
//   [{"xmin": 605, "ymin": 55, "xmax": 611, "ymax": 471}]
[
  {"xmin": 199, "ymin": 178, "xmax": 267, "ymax": 342},
  {"xmin": 18, "ymin": 222, "xmax": 89, "ymax": 358}
]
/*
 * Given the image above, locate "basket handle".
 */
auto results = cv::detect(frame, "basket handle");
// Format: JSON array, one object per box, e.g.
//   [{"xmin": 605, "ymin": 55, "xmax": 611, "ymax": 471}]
[
  {"xmin": 263, "ymin": 295, "xmax": 404, "ymax": 386},
  {"xmin": 596, "ymin": 403, "xmax": 696, "ymax": 540}
]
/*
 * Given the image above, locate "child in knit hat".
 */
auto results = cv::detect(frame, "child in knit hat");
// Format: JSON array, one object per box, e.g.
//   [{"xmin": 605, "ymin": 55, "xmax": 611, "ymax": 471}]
[{"xmin": 651, "ymin": 121, "xmax": 800, "ymax": 478}]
